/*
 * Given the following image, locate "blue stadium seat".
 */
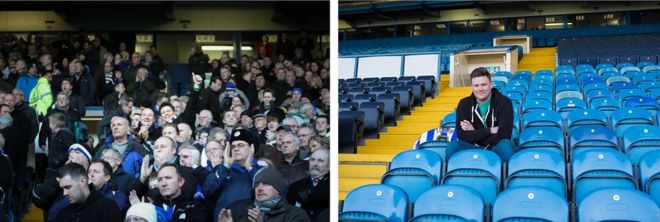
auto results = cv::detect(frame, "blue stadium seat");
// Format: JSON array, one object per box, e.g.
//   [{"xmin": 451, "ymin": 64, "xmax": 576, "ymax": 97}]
[
  {"xmin": 381, "ymin": 149, "xmax": 442, "ymax": 203},
  {"xmin": 640, "ymin": 82, "xmax": 660, "ymax": 93},
  {"xmin": 503, "ymin": 86, "xmax": 526, "ymax": 102},
  {"xmin": 362, "ymin": 77, "xmax": 379, "ymax": 83},
  {"xmin": 566, "ymin": 109, "xmax": 609, "ymax": 132},
  {"xmin": 624, "ymin": 70, "xmax": 644, "ymax": 79},
  {"xmin": 392, "ymin": 86, "xmax": 414, "ymax": 113},
  {"xmin": 610, "ymin": 82, "xmax": 637, "ymax": 94},
  {"xmin": 556, "ymin": 65, "xmax": 573, "ymax": 72},
  {"xmin": 622, "ymin": 125, "xmax": 660, "ymax": 164},
  {"xmin": 585, "ymin": 89, "xmax": 612, "ymax": 103},
  {"xmin": 639, "ymin": 149, "xmax": 660, "ymax": 205},
  {"xmin": 618, "ymin": 55, "xmax": 638, "ymax": 65},
  {"xmin": 569, "ymin": 126, "xmax": 619, "ymax": 158},
  {"xmin": 406, "ymin": 81, "xmax": 426, "ymax": 106},
  {"xmin": 583, "ymin": 82, "xmax": 608, "ymax": 96},
  {"xmin": 556, "ymin": 98, "xmax": 586, "ymax": 118},
  {"xmin": 339, "ymin": 184, "xmax": 409, "ymax": 221},
  {"xmin": 531, "ymin": 79, "xmax": 553, "ymax": 89},
  {"xmin": 338, "ymin": 111, "xmax": 364, "ymax": 152},
  {"xmin": 417, "ymin": 140, "xmax": 449, "ymax": 161},
  {"xmin": 522, "ymin": 99, "xmax": 552, "ymax": 115},
  {"xmin": 651, "ymin": 88, "xmax": 660, "ymax": 104},
  {"xmin": 535, "ymin": 69, "xmax": 554, "ymax": 78},
  {"xmin": 605, "ymin": 75, "xmax": 630, "ymax": 87},
  {"xmin": 556, "ymin": 83, "xmax": 580, "ymax": 94},
  {"xmin": 620, "ymin": 65, "xmax": 641, "ymax": 75},
  {"xmin": 555, "ymin": 90, "xmax": 583, "ymax": 103},
  {"xmin": 339, "ymin": 102, "xmax": 359, "ymax": 112},
  {"xmin": 632, "ymin": 73, "xmax": 657, "ymax": 85},
  {"xmin": 416, "ymin": 75, "xmax": 436, "ymax": 96},
  {"xmin": 399, "ymin": 76, "xmax": 416, "ymax": 82},
  {"xmin": 610, "ymin": 107, "xmax": 655, "ymax": 138},
  {"xmin": 559, "ymin": 57, "xmax": 577, "ymax": 68},
  {"xmin": 339, "ymin": 94, "xmax": 354, "ymax": 102},
  {"xmin": 641, "ymin": 64, "xmax": 660, "ymax": 71},
  {"xmin": 377, "ymin": 94, "xmax": 400, "ymax": 122},
  {"xmin": 579, "ymin": 76, "xmax": 604, "ymax": 87},
  {"xmin": 365, "ymin": 82, "xmax": 383, "ymax": 88},
  {"xmin": 495, "ymin": 71, "xmax": 513, "ymax": 79},
  {"xmin": 579, "ymin": 57, "xmax": 598, "ymax": 67},
  {"xmin": 518, "ymin": 127, "xmax": 565, "ymax": 156},
  {"xmin": 639, "ymin": 55, "xmax": 658, "ymax": 64},
  {"xmin": 578, "ymin": 188, "xmax": 659, "ymax": 222},
  {"xmin": 354, "ymin": 94, "xmax": 377, "ymax": 102},
  {"xmin": 347, "ymin": 83, "xmax": 365, "ymax": 88},
  {"xmin": 597, "ymin": 66, "xmax": 616, "ymax": 75},
  {"xmin": 380, "ymin": 77, "xmax": 397, "ymax": 82},
  {"xmin": 623, "ymin": 96, "xmax": 658, "ymax": 116},
  {"xmin": 616, "ymin": 89, "xmax": 647, "ymax": 103},
  {"xmin": 503, "ymin": 92, "xmax": 523, "ymax": 108},
  {"xmin": 589, "ymin": 97, "xmax": 621, "ymax": 116},
  {"xmin": 344, "ymin": 78, "xmax": 361, "ymax": 83},
  {"xmin": 492, "ymin": 187, "xmax": 569, "ymax": 222},
  {"xmin": 386, "ymin": 82, "xmax": 405, "ymax": 87},
  {"xmin": 526, "ymin": 90, "xmax": 553, "ymax": 104},
  {"xmin": 617, "ymin": 62, "xmax": 634, "ymax": 69},
  {"xmin": 442, "ymin": 149, "xmax": 502, "ymax": 205},
  {"xmin": 522, "ymin": 110, "xmax": 563, "ymax": 130},
  {"xmin": 508, "ymin": 79, "xmax": 529, "ymax": 91},
  {"xmin": 359, "ymin": 102, "xmax": 385, "ymax": 134},
  {"xmin": 371, "ymin": 86, "xmax": 392, "ymax": 95},
  {"xmin": 409, "ymin": 185, "xmax": 485, "ymax": 222},
  {"xmin": 441, "ymin": 112, "xmax": 456, "ymax": 128},
  {"xmin": 572, "ymin": 148, "xmax": 637, "ymax": 202},
  {"xmin": 505, "ymin": 149, "xmax": 567, "ymax": 197}
]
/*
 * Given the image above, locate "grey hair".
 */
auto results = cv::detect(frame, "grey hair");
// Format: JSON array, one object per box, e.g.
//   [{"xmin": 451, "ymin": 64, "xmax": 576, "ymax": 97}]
[
  {"xmin": 283, "ymin": 132, "xmax": 300, "ymax": 144},
  {"xmin": 0, "ymin": 113, "xmax": 13, "ymax": 130}
]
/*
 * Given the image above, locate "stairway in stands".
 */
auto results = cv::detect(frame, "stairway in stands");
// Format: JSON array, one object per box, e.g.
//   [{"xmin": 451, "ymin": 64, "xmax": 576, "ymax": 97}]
[
  {"xmin": 518, "ymin": 47, "xmax": 556, "ymax": 73},
  {"xmin": 338, "ymin": 47, "xmax": 558, "ymax": 200}
]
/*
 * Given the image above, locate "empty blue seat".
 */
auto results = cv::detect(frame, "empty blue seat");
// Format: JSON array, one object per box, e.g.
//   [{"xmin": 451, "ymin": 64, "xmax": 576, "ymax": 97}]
[
  {"xmin": 392, "ymin": 86, "xmax": 413, "ymax": 113},
  {"xmin": 339, "ymin": 94, "xmax": 353, "ymax": 102},
  {"xmin": 493, "ymin": 187, "xmax": 569, "ymax": 222},
  {"xmin": 347, "ymin": 83, "xmax": 365, "ymax": 88},
  {"xmin": 559, "ymin": 57, "xmax": 577, "ymax": 67},
  {"xmin": 354, "ymin": 94, "xmax": 377, "ymax": 102},
  {"xmin": 579, "ymin": 76, "xmax": 604, "ymax": 87},
  {"xmin": 569, "ymin": 125, "xmax": 619, "ymax": 157},
  {"xmin": 386, "ymin": 82, "xmax": 405, "ymax": 87},
  {"xmin": 399, "ymin": 76, "xmax": 416, "ymax": 82},
  {"xmin": 495, "ymin": 71, "xmax": 512, "ymax": 79},
  {"xmin": 622, "ymin": 125, "xmax": 660, "ymax": 164},
  {"xmin": 362, "ymin": 77, "xmax": 379, "ymax": 83},
  {"xmin": 555, "ymin": 90, "xmax": 583, "ymax": 103},
  {"xmin": 639, "ymin": 55, "xmax": 658, "ymax": 64},
  {"xmin": 505, "ymin": 149, "xmax": 567, "ymax": 197},
  {"xmin": 338, "ymin": 111, "xmax": 364, "ymax": 152},
  {"xmin": 639, "ymin": 149, "xmax": 660, "ymax": 205},
  {"xmin": 359, "ymin": 102, "xmax": 385, "ymax": 133},
  {"xmin": 522, "ymin": 99, "xmax": 552, "ymax": 115},
  {"xmin": 611, "ymin": 107, "xmax": 655, "ymax": 138},
  {"xmin": 566, "ymin": 109, "xmax": 609, "ymax": 131},
  {"xmin": 578, "ymin": 188, "xmax": 659, "ymax": 222},
  {"xmin": 381, "ymin": 149, "xmax": 442, "ymax": 203},
  {"xmin": 518, "ymin": 127, "xmax": 565, "ymax": 155},
  {"xmin": 620, "ymin": 65, "xmax": 641, "ymax": 75},
  {"xmin": 640, "ymin": 82, "xmax": 660, "ymax": 93},
  {"xmin": 610, "ymin": 81, "xmax": 637, "ymax": 93},
  {"xmin": 605, "ymin": 75, "xmax": 630, "ymax": 87},
  {"xmin": 556, "ymin": 98, "xmax": 586, "ymax": 118},
  {"xmin": 589, "ymin": 97, "xmax": 621, "ymax": 116},
  {"xmin": 526, "ymin": 90, "xmax": 553, "ymax": 103},
  {"xmin": 377, "ymin": 93, "xmax": 400, "ymax": 121},
  {"xmin": 344, "ymin": 78, "xmax": 361, "ymax": 83},
  {"xmin": 380, "ymin": 77, "xmax": 397, "ymax": 82},
  {"xmin": 365, "ymin": 82, "xmax": 383, "ymax": 88},
  {"xmin": 617, "ymin": 62, "xmax": 634, "ymax": 69},
  {"xmin": 616, "ymin": 89, "xmax": 647, "ymax": 103},
  {"xmin": 579, "ymin": 57, "xmax": 598, "ymax": 67},
  {"xmin": 503, "ymin": 92, "xmax": 523, "ymax": 108},
  {"xmin": 416, "ymin": 75, "xmax": 436, "ymax": 96},
  {"xmin": 572, "ymin": 148, "xmax": 637, "ymax": 202},
  {"xmin": 339, "ymin": 102, "xmax": 359, "ymax": 112},
  {"xmin": 623, "ymin": 96, "xmax": 658, "ymax": 116},
  {"xmin": 618, "ymin": 55, "xmax": 638, "ymax": 65},
  {"xmin": 642, "ymin": 65, "xmax": 660, "ymax": 72},
  {"xmin": 339, "ymin": 184, "xmax": 409, "ymax": 221},
  {"xmin": 632, "ymin": 73, "xmax": 657, "ymax": 85},
  {"xmin": 522, "ymin": 110, "xmax": 563, "ymax": 130},
  {"xmin": 442, "ymin": 149, "xmax": 502, "ymax": 205},
  {"xmin": 583, "ymin": 82, "xmax": 608, "ymax": 96},
  {"xmin": 556, "ymin": 83, "xmax": 580, "ymax": 94},
  {"xmin": 535, "ymin": 69, "xmax": 553, "ymax": 77},
  {"xmin": 410, "ymin": 185, "xmax": 485, "ymax": 222},
  {"xmin": 597, "ymin": 66, "xmax": 617, "ymax": 75},
  {"xmin": 406, "ymin": 81, "xmax": 426, "ymax": 106},
  {"xmin": 585, "ymin": 89, "xmax": 612, "ymax": 103}
]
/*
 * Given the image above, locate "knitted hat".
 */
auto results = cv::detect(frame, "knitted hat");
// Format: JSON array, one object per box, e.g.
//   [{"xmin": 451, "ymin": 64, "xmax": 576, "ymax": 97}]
[
  {"xmin": 226, "ymin": 82, "xmax": 236, "ymax": 90},
  {"xmin": 291, "ymin": 87, "xmax": 303, "ymax": 94},
  {"xmin": 125, "ymin": 203, "xmax": 157, "ymax": 222},
  {"xmin": 231, "ymin": 128, "xmax": 254, "ymax": 145},
  {"xmin": 254, "ymin": 167, "xmax": 287, "ymax": 194},
  {"xmin": 68, "ymin": 144, "xmax": 91, "ymax": 163},
  {"xmin": 253, "ymin": 113, "xmax": 267, "ymax": 120}
]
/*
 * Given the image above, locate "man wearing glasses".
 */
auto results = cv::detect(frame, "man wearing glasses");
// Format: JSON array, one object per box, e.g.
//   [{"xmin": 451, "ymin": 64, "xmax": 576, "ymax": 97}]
[{"xmin": 203, "ymin": 128, "xmax": 262, "ymax": 222}]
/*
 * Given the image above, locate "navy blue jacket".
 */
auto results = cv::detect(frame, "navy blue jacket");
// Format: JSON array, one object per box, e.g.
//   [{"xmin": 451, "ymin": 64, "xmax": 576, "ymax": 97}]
[{"xmin": 203, "ymin": 162, "xmax": 262, "ymax": 222}]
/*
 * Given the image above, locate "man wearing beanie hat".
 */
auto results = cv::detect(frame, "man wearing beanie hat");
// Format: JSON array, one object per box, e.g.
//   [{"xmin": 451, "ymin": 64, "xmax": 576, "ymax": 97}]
[
  {"xmin": 125, "ymin": 202, "xmax": 158, "ymax": 222},
  {"xmin": 204, "ymin": 128, "xmax": 263, "ymax": 222},
  {"xmin": 219, "ymin": 167, "xmax": 310, "ymax": 222}
]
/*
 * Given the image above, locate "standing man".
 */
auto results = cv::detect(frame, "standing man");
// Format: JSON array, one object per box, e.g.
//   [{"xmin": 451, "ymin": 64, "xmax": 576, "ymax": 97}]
[{"xmin": 446, "ymin": 67, "xmax": 515, "ymax": 162}]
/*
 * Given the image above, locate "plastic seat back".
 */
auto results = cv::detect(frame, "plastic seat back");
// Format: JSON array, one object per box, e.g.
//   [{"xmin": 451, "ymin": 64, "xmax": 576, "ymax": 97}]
[
  {"xmin": 611, "ymin": 107, "xmax": 654, "ymax": 137},
  {"xmin": 410, "ymin": 185, "xmax": 485, "ymax": 222},
  {"xmin": 639, "ymin": 150, "xmax": 660, "ymax": 205},
  {"xmin": 506, "ymin": 149, "xmax": 567, "ymax": 197},
  {"xmin": 572, "ymin": 148, "xmax": 637, "ymax": 202},
  {"xmin": 578, "ymin": 188, "xmax": 660, "ymax": 222},
  {"xmin": 518, "ymin": 127, "xmax": 565, "ymax": 155},
  {"xmin": 569, "ymin": 126, "xmax": 619, "ymax": 157},
  {"xmin": 622, "ymin": 125, "xmax": 660, "ymax": 164},
  {"xmin": 493, "ymin": 187, "xmax": 569, "ymax": 222},
  {"xmin": 382, "ymin": 149, "xmax": 442, "ymax": 203},
  {"xmin": 443, "ymin": 149, "xmax": 502, "ymax": 205},
  {"xmin": 522, "ymin": 110, "xmax": 562, "ymax": 130},
  {"xmin": 339, "ymin": 184, "xmax": 409, "ymax": 222},
  {"xmin": 566, "ymin": 109, "xmax": 608, "ymax": 131}
]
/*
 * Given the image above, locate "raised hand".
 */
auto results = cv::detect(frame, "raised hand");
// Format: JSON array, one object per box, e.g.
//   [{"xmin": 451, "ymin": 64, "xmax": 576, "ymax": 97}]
[
  {"xmin": 219, "ymin": 209, "xmax": 233, "ymax": 222},
  {"xmin": 247, "ymin": 207, "xmax": 263, "ymax": 222},
  {"xmin": 223, "ymin": 142, "xmax": 233, "ymax": 168},
  {"xmin": 139, "ymin": 155, "xmax": 153, "ymax": 183}
]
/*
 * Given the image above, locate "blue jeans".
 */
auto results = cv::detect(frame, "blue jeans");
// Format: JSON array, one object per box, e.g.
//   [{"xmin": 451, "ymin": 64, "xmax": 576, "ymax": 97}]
[{"xmin": 445, "ymin": 139, "xmax": 515, "ymax": 162}]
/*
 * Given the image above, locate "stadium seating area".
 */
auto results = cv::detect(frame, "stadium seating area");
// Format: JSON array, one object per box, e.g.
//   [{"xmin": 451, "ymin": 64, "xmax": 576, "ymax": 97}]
[
  {"xmin": 558, "ymin": 34, "xmax": 660, "ymax": 68},
  {"xmin": 339, "ymin": 62, "xmax": 660, "ymax": 221},
  {"xmin": 338, "ymin": 75, "xmax": 437, "ymax": 152}
]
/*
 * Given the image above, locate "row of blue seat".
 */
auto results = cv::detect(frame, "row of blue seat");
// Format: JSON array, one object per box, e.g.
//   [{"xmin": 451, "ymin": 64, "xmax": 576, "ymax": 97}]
[
  {"xmin": 338, "ymin": 75, "xmax": 436, "ymax": 153},
  {"xmin": 340, "ymin": 148, "xmax": 660, "ymax": 221},
  {"xmin": 557, "ymin": 34, "xmax": 660, "ymax": 68}
]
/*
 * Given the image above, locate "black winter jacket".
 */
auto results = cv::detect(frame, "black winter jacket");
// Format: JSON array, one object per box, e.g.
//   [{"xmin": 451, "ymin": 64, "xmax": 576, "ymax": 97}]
[
  {"xmin": 455, "ymin": 88, "xmax": 513, "ymax": 148},
  {"xmin": 54, "ymin": 190, "xmax": 122, "ymax": 222}
]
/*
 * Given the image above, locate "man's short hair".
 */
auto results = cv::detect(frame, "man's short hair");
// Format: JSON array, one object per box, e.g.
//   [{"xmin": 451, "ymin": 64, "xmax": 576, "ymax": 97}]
[
  {"xmin": 470, "ymin": 67, "xmax": 491, "ymax": 81},
  {"xmin": 58, "ymin": 163, "xmax": 88, "ymax": 180},
  {"xmin": 119, "ymin": 95, "xmax": 133, "ymax": 105},
  {"xmin": 101, "ymin": 148, "xmax": 121, "ymax": 160},
  {"xmin": 49, "ymin": 112, "xmax": 66, "ymax": 128},
  {"xmin": 159, "ymin": 162, "xmax": 182, "ymax": 178},
  {"xmin": 90, "ymin": 160, "xmax": 113, "ymax": 176}
]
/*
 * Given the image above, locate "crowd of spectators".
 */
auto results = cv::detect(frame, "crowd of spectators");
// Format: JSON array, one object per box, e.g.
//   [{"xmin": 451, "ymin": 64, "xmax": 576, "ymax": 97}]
[{"xmin": 0, "ymin": 30, "xmax": 330, "ymax": 222}]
